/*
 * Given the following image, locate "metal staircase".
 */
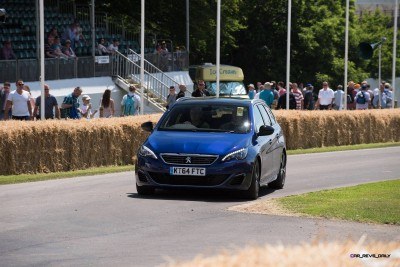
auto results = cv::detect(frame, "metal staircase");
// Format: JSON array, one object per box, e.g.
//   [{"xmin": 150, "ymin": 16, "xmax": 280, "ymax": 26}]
[{"xmin": 111, "ymin": 49, "xmax": 181, "ymax": 113}]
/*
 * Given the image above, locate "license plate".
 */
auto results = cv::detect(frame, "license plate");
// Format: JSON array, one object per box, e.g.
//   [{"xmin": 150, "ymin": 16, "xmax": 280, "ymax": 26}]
[{"xmin": 170, "ymin": 167, "xmax": 206, "ymax": 176}]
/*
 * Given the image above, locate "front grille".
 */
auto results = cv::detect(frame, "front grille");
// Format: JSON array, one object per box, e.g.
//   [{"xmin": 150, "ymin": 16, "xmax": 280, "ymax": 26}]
[
  {"xmin": 161, "ymin": 154, "xmax": 218, "ymax": 165},
  {"xmin": 149, "ymin": 172, "xmax": 229, "ymax": 186}
]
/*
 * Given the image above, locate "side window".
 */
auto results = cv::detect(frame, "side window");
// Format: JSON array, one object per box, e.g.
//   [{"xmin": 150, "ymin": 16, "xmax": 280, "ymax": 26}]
[
  {"xmin": 253, "ymin": 105, "xmax": 264, "ymax": 133},
  {"xmin": 257, "ymin": 104, "xmax": 272, "ymax": 126},
  {"xmin": 266, "ymin": 106, "xmax": 277, "ymax": 125}
]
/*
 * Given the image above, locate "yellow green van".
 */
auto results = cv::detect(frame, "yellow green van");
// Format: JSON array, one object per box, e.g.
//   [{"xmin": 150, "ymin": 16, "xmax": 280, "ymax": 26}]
[{"xmin": 188, "ymin": 64, "xmax": 247, "ymax": 97}]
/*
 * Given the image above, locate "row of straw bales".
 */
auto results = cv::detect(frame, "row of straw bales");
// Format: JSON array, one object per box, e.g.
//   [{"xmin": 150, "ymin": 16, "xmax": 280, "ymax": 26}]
[{"xmin": 0, "ymin": 110, "xmax": 399, "ymax": 175}]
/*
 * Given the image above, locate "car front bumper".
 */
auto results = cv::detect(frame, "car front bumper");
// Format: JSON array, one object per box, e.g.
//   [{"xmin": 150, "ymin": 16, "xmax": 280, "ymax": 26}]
[{"xmin": 135, "ymin": 156, "xmax": 254, "ymax": 191}]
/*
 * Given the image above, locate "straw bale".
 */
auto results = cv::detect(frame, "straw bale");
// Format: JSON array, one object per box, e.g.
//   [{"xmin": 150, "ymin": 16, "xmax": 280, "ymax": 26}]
[
  {"xmin": 163, "ymin": 240, "xmax": 400, "ymax": 267},
  {"xmin": 0, "ymin": 110, "xmax": 399, "ymax": 175}
]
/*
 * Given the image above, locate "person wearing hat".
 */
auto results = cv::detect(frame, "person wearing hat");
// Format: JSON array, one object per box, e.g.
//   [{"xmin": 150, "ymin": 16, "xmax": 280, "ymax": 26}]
[
  {"xmin": 248, "ymin": 84, "xmax": 255, "ymax": 100},
  {"xmin": 354, "ymin": 84, "xmax": 371, "ymax": 110},
  {"xmin": 304, "ymin": 84, "xmax": 315, "ymax": 110},
  {"xmin": 80, "ymin": 94, "xmax": 97, "ymax": 119},
  {"xmin": 259, "ymin": 82, "xmax": 274, "ymax": 107},
  {"xmin": 166, "ymin": 85, "xmax": 177, "ymax": 109}
]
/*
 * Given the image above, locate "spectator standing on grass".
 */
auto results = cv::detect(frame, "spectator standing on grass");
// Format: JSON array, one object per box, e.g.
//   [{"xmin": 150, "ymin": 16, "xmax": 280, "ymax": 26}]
[
  {"xmin": 333, "ymin": 85, "xmax": 345, "ymax": 110},
  {"xmin": 4, "ymin": 80, "xmax": 33, "ymax": 120},
  {"xmin": 259, "ymin": 82, "xmax": 274, "ymax": 107},
  {"xmin": 346, "ymin": 81, "xmax": 356, "ymax": 110},
  {"xmin": 254, "ymin": 84, "xmax": 264, "ymax": 99},
  {"xmin": 303, "ymin": 84, "xmax": 315, "ymax": 110},
  {"xmin": 80, "ymin": 95, "xmax": 97, "ymax": 119},
  {"xmin": 166, "ymin": 86, "xmax": 176, "ymax": 109},
  {"xmin": 277, "ymin": 81, "xmax": 286, "ymax": 97},
  {"xmin": 0, "ymin": 82, "xmax": 12, "ymax": 120},
  {"xmin": 176, "ymin": 84, "xmax": 187, "ymax": 100},
  {"xmin": 33, "ymin": 84, "xmax": 60, "ymax": 119},
  {"xmin": 316, "ymin": 81, "xmax": 334, "ymax": 110},
  {"xmin": 23, "ymin": 85, "xmax": 35, "ymax": 114},
  {"xmin": 99, "ymin": 89, "xmax": 115, "ymax": 118},
  {"xmin": 121, "ymin": 85, "xmax": 140, "ymax": 116},
  {"xmin": 373, "ymin": 82, "xmax": 393, "ymax": 109},
  {"xmin": 1, "ymin": 40, "xmax": 17, "ymax": 60},
  {"xmin": 248, "ymin": 84, "xmax": 255, "ymax": 100},
  {"xmin": 61, "ymin": 87, "xmax": 82, "ymax": 119},
  {"xmin": 291, "ymin": 83, "xmax": 304, "ymax": 110},
  {"xmin": 355, "ymin": 84, "xmax": 371, "ymax": 110}
]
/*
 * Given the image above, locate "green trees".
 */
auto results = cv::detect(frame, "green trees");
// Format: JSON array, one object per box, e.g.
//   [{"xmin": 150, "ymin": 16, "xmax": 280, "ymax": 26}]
[{"xmin": 96, "ymin": 0, "xmax": 399, "ymax": 86}]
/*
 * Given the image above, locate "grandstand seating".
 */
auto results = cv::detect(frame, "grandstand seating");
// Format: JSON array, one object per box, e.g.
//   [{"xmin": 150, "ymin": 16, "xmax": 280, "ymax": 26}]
[{"xmin": 0, "ymin": 0, "xmax": 141, "ymax": 59}]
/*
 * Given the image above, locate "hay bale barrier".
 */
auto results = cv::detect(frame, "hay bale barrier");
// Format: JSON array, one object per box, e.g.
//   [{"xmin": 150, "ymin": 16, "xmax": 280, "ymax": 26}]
[{"xmin": 0, "ymin": 110, "xmax": 399, "ymax": 175}]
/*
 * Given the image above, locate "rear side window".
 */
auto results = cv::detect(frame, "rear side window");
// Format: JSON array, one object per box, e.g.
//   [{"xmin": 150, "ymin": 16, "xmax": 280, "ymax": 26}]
[
  {"xmin": 256, "ymin": 104, "xmax": 272, "ymax": 126},
  {"xmin": 253, "ymin": 105, "xmax": 264, "ymax": 133}
]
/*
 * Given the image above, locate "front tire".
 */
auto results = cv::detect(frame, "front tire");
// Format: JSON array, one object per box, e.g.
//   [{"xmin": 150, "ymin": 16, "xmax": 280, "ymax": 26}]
[
  {"xmin": 136, "ymin": 183, "xmax": 155, "ymax": 195},
  {"xmin": 268, "ymin": 152, "xmax": 286, "ymax": 189},
  {"xmin": 243, "ymin": 160, "xmax": 260, "ymax": 200}
]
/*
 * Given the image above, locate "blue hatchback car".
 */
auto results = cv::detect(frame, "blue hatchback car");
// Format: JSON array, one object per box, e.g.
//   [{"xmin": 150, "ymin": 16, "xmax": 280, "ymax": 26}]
[{"xmin": 136, "ymin": 97, "xmax": 286, "ymax": 199}]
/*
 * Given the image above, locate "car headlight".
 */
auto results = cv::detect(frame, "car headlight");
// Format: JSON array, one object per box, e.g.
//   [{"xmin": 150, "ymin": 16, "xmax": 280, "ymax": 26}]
[
  {"xmin": 138, "ymin": 145, "xmax": 158, "ymax": 159},
  {"xmin": 222, "ymin": 148, "xmax": 248, "ymax": 162}
]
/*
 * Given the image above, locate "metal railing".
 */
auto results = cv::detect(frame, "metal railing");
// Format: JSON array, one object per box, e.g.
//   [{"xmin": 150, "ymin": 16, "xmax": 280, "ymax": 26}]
[
  {"xmin": 0, "ymin": 57, "xmax": 112, "ymax": 82},
  {"xmin": 112, "ymin": 50, "xmax": 179, "ymax": 104}
]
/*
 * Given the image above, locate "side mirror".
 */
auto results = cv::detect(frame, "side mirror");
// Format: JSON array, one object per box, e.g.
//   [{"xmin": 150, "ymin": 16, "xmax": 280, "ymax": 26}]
[
  {"xmin": 141, "ymin": 121, "xmax": 154, "ymax": 132},
  {"xmin": 258, "ymin": 125, "xmax": 274, "ymax": 136}
]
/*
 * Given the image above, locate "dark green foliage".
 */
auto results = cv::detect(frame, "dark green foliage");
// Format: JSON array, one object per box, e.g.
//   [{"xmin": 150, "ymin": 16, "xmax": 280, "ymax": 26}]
[{"xmin": 94, "ymin": 0, "xmax": 399, "ymax": 86}]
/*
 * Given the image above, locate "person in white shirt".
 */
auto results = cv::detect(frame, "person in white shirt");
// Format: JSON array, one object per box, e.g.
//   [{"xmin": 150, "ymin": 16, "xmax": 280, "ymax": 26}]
[
  {"xmin": 107, "ymin": 39, "xmax": 119, "ymax": 54},
  {"xmin": 4, "ymin": 80, "xmax": 33, "ymax": 120},
  {"xmin": 316, "ymin": 81, "xmax": 334, "ymax": 110}
]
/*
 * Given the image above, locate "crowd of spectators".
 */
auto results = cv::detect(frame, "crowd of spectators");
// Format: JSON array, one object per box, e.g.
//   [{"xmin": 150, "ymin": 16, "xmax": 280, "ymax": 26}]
[
  {"xmin": 242, "ymin": 80, "xmax": 394, "ymax": 110},
  {"xmin": 0, "ymin": 80, "xmax": 142, "ymax": 121}
]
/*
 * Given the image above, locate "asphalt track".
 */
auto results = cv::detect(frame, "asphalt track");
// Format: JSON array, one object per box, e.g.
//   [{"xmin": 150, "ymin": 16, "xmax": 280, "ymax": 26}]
[{"xmin": 0, "ymin": 147, "xmax": 399, "ymax": 266}]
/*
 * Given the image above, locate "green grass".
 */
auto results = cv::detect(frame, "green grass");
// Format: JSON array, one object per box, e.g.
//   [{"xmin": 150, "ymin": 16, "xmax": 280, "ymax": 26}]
[
  {"xmin": 0, "ymin": 165, "xmax": 134, "ymax": 185},
  {"xmin": 287, "ymin": 142, "xmax": 400, "ymax": 155},
  {"xmin": 1, "ymin": 142, "xmax": 399, "ymax": 185},
  {"xmin": 277, "ymin": 179, "xmax": 400, "ymax": 225}
]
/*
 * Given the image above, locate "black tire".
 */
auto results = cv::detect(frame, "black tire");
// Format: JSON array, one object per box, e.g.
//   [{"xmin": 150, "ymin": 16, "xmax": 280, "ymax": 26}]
[
  {"xmin": 243, "ymin": 160, "xmax": 260, "ymax": 200},
  {"xmin": 268, "ymin": 152, "xmax": 286, "ymax": 189},
  {"xmin": 136, "ymin": 183, "xmax": 155, "ymax": 195}
]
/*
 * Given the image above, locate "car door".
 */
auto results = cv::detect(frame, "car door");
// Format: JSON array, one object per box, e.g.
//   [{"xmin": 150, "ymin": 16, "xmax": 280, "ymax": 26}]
[
  {"xmin": 259, "ymin": 104, "xmax": 282, "ymax": 177},
  {"xmin": 253, "ymin": 104, "xmax": 274, "ymax": 185}
]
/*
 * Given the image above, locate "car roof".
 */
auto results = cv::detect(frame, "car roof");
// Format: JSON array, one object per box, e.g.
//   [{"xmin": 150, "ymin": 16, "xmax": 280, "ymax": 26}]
[{"xmin": 176, "ymin": 97, "xmax": 264, "ymax": 106}]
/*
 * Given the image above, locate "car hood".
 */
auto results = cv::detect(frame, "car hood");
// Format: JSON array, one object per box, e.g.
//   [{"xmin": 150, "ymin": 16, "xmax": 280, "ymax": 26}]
[{"xmin": 146, "ymin": 131, "xmax": 251, "ymax": 155}]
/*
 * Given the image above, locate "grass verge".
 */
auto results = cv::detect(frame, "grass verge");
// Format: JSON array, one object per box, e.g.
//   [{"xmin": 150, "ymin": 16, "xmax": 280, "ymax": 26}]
[
  {"xmin": 287, "ymin": 142, "xmax": 400, "ymax": 155},
  {"xmin": 0, "ymin": 165, "xmax": 134, "ymax": 185},
  {"xmin": 276, "ymin": 179, "xmax": 400, "ymax": 225}
]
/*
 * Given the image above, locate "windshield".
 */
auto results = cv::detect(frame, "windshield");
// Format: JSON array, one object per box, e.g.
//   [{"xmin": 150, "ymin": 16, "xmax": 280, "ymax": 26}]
[
  {"xmin": 206, "ymin": 81, "xmax": 247, "ymax": 96},
  {"xmin": 158, "ymin": 104, "xmax": 251, "ymax": 133}
]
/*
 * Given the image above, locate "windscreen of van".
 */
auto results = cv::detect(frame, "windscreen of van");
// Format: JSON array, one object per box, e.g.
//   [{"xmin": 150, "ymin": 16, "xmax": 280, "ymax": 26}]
[{"xmin": 206, "ymin": 81, "xmax": 247, "ymax": 96}]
